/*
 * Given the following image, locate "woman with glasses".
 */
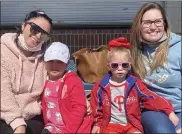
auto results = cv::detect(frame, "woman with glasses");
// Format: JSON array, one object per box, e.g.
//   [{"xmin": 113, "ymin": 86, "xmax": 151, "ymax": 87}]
[
  {"xmin": 0, "ymin": 10, "xmax": 52, "ymax": 134},
  {"xmin": 130, "ymin": 2, "xmax": 181, "ymax": 133}
]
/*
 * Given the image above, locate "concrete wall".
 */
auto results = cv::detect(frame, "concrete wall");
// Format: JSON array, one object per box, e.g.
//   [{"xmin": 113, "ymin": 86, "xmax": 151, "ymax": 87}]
[{"xmin": 164, "ymin": 1, "xmax": 181, "ymax": 34}]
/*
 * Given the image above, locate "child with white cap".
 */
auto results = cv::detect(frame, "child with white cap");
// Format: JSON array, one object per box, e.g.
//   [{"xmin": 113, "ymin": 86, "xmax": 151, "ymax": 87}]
[{"xmin": 41, "ymin": 42, "xmax": 92, "ymax": 134}]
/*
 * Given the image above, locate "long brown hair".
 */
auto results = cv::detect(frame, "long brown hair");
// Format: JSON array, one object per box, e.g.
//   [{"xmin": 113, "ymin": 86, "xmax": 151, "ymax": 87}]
[{"xmin": 130, "ymin": 2, "xmax": 171, "ymax": 79}]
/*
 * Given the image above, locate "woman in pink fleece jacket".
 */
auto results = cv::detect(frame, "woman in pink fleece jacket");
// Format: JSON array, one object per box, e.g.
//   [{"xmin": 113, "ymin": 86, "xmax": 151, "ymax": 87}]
[{"xmin": 0, "ymin": 10, "xmax": 52, "ymax": 134}]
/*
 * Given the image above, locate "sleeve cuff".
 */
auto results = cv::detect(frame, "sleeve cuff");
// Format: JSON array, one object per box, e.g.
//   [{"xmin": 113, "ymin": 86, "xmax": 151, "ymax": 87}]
[
  {"xmin": 10, "ymin": 118, "xmax": 27, "ymax": 130},
  {"xmin": 164, "ymin": 109, "xmax": 174, "ymax": 116}
]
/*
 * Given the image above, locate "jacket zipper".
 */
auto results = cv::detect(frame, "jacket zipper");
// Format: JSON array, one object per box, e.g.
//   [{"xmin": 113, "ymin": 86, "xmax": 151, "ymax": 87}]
[{"xmin": 124, "ymin": 95, "xmax": 142, "ymax": 132}]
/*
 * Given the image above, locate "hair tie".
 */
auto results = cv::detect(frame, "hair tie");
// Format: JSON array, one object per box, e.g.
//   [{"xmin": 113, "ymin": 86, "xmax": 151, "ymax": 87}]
[{"xmin": 108, "ymin": 37, "xmax": 131, "ymax": 50}]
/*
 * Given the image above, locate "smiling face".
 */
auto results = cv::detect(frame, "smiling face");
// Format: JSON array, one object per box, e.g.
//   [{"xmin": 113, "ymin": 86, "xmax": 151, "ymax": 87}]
[
  {"xmin": 22, "ymin": 17, "xmax": 51, "ymax": 48},
  {"xmin": 141, "ymin": 9, "xmax": 165, "ymax": 43},
  {"xmin": 108, "ymin": 51, "xmax": 131, "ymax": 83},
  {"xmin": 45, "ymin": 60, "xmax": 67, "ymax": 81}
]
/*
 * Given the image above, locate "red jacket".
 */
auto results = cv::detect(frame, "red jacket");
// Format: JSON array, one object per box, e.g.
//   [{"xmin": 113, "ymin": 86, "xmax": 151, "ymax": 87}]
[
  {"xmin": 42, "ymin": 71, "xmax": 91, "ymax": 133},
  {"xmin": 91, "ymin": 72, "xmax": 174, "ymax": 133}
]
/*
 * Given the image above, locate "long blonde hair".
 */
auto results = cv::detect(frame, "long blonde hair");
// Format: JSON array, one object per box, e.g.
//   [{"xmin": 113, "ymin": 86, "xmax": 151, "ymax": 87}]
[{"xmin": 130, "ymin": 2, "xmax": 171, "ymax": 79}]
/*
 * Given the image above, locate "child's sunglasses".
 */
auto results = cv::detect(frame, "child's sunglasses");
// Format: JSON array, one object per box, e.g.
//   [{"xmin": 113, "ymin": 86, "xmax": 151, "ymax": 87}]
[
  {"xmin": 110, "ymin": 62, "xmax": 130, "ymax": 70},
  {"xmin": 26, "ymin": 22, "xmax": 50, "ymax": 41}
]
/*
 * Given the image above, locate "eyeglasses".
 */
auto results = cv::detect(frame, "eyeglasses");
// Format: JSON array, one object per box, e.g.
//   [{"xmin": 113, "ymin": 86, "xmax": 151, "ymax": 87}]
[
  {"xmin": 110, "ymin": 62, "xmax": 130, "ymax": 70},
  {"xmin": 26, "ymin": 22, "xmax": 50, "ymax": 41},
  {"xmin": 142, "ymin": 18, "xmax": 164, "ymax": 28}
]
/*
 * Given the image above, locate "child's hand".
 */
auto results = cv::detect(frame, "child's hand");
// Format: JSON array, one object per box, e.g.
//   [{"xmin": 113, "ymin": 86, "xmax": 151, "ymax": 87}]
[
  {"xmin": 169, "ymin": 111, "xmax": 179, "ymax": 126},
  {"xmin": 91, "ymin": 126, "xmax": 100, "ymax": 133},
  {"xmin": 86, "ymin": 99, "xmax": 92, "ymax": 115}
]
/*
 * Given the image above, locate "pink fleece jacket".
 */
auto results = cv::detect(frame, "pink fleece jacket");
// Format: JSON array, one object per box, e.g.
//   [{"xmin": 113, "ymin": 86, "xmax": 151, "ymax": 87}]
[{"xmin": 1, "ymin": 33, "xmax": 47, "ymax": 130}]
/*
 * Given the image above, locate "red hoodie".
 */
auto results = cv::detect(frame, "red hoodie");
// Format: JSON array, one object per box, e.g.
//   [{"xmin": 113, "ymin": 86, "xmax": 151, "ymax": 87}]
[
  {"xmin": 91, "ymin": 72, "xmax": 174, "ymax": 133},
  {"xmin": 42, "ymin": 71, "xmax": 92, "ymax": 133}
]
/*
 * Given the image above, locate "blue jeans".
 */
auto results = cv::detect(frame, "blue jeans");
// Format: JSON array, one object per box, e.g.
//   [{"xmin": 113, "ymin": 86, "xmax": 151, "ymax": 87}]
[{"xmin": 141, "ymin": 110, "xmax": 181, "ymax": 133}]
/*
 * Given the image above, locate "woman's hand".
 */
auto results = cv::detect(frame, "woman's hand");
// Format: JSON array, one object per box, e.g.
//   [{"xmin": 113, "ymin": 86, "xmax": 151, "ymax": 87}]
[
  {"xmin": 169, "ymin": 111, "xmax": 179, "ymax": 126},
  {"xmin": 91, "ymin": 126, "xmax": 100, "ymax": 133},
  {"xmin": 14, "ymin": 125, "xmax": 26, "ymax": 134}
]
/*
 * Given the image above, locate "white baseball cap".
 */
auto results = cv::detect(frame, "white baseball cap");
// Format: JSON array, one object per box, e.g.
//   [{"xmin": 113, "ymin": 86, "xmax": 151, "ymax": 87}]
[{"xmin": 44, "ymin": 42, "xmax": 70, "ymax": 63}]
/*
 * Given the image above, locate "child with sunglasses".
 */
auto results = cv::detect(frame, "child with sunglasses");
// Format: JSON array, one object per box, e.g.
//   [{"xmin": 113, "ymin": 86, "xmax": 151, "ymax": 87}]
[
  {"xmin": 1, "ymin": 10, "xmax": 52, "ymax": 134},
  {"xmin": 41, "ymin": 42, "xmax": 93, "ymax": 134},
  {"xmin": 90, "ymin": 37, "xmax": 179, "ymax": 133}
]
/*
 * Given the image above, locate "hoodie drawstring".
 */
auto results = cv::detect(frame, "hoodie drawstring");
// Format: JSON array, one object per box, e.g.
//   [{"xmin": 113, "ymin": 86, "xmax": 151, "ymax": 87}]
[
  {"xmin": 16, "ymin": 55, "xmax": 39, "ymax": 93},
  {"xmin": 16, "ymin": 55, "xmax": 23, "ymax": 93},
  {"xmin": 28, "ymin": 58, "xmax": 38, "ymax": 92}
]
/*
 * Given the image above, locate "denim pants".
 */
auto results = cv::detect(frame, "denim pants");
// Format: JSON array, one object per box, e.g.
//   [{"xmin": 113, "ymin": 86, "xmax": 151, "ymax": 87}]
[{"xmin": 141, "ymin": 110, "xmax": 181, "ymax": 133}]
